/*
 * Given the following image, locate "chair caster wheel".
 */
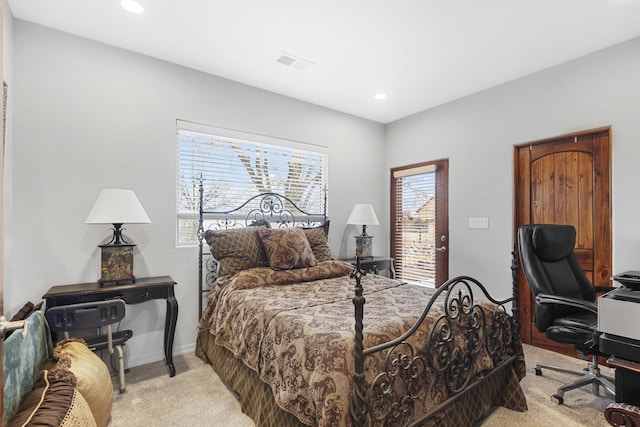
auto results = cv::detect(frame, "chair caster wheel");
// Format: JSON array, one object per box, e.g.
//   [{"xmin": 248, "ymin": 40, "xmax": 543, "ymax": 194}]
[
  {"xmin": 533, "ymin": 367, "xmax": 542, "ymax": 376},
  {"xmin": 551, "ymin": 394, "xmax": 564, "ymax": 405}
]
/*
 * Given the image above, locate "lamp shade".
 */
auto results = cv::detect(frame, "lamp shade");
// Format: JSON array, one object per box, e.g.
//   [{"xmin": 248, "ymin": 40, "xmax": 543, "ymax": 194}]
[
  {"xmin": 85, "ymin": 188, "xmax": 151, "ymax": 224},
  {"xmin": 347, "ymin": 204, "xmax": 379, "ymax": 226}
]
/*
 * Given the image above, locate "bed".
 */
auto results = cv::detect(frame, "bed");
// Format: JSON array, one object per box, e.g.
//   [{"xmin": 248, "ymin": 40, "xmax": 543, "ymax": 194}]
[{"xmin": 194, "ymin": 184, "xmax": 527, "ymax": 427}]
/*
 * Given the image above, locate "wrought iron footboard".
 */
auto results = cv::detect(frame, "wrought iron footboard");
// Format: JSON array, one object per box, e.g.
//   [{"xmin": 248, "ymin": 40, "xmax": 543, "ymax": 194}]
[{"xmin": 350, "ymin": 266, "xmax": 519, "ymax": 427}]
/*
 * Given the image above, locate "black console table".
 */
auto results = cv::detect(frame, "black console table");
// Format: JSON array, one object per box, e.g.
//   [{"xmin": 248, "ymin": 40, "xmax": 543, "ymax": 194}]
[
  {"xmin": 341, "ymin": 256, "xmax": 395, "ymax": 279},
  {"xmin": 42, "ymin": 275, "xmax": 178, "ymax": 377}
]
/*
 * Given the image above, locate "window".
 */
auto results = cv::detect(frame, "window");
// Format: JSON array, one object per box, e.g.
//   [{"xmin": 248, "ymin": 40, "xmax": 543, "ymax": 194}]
[
  {"xmin": 391, "ymin": 160, "xmax": 449, "ymax": 287},
  {"xmin": 176, "ymin": 121, "xmax": 329, "ymax": 246}
]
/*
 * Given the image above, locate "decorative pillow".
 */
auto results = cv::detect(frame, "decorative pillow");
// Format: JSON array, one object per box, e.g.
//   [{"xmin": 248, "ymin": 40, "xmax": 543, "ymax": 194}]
[
  {"xmin": 302, "ymin": 221, "xmax": 335, "ymax": 262},
  {"xmin": 52, "ymin": 339, "xmax": 112, "ymax": 427},
  {"xmin": 9, "ymin": 368, "xmax": 97, "ymax": 427},
  {"xmin": 202, "ymin": 227, "xmax": 268, "ymax": 279},
  {"xmin": 258, "ymin": 227, "xmax": 318, "ymax": 270}
]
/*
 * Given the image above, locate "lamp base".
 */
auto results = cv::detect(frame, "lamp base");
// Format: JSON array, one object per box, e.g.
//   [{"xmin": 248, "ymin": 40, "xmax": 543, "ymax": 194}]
[
  {"xmin": 98, "ymin": 243, "xmax": 136, "ymax": 285},
  {"xmin": 355, "ymin": 235, "xmax": 373, "ymax": 258}
]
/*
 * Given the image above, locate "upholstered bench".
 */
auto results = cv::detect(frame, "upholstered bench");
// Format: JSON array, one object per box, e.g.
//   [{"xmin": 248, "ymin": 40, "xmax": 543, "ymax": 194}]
[{"xmin": 3, "ymin": 310, "xmax": 113, "ymax": 427}]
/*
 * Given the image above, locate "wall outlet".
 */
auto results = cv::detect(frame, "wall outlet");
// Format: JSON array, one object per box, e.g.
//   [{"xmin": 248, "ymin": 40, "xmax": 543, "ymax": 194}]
[{"xmin": 469, "ymin": 217, "xmax": 489, "ymax": 229}]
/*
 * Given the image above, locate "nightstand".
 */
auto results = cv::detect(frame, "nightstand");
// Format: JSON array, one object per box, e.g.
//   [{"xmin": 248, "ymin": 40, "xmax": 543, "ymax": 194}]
[{"xmin": 341, "ymin": 256, "xmax": 395, "ymax": 279}]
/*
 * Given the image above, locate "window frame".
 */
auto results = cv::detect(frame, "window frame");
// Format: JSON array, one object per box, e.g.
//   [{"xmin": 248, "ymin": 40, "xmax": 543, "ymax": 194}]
[{"xmin": 176, "ymin": 120, "xmax": 329, "ymax": 247}]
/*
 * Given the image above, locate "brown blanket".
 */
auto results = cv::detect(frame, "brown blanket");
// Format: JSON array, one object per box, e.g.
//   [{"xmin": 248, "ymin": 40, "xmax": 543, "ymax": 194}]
[{"xmin": 199, "ymin": 262, "xmax": 524, "ymax": 426}]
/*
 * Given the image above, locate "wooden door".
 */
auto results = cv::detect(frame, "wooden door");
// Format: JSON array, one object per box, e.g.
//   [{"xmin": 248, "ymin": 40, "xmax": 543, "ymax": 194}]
[{"xmin": 514, "ymin": 128, "xmax": 612, "ymax": 356}]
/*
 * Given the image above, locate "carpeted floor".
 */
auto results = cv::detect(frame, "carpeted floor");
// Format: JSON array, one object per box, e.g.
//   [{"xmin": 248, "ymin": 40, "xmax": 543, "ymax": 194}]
[
  {"xmin": 108, "ymin": 343, "xmax": 615, "ymax": 426},
  {"xmin": 108, "ymin": 352, "xmax": 254, "ymax": 427},
  {"xmin": 476, "ymin": 344, "xmax": 613, "ymax": 426}
]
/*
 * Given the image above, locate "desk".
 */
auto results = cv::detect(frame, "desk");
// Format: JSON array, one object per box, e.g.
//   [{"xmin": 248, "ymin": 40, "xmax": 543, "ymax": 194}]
[
  {"xmin": 43, "ymin": 275, "xmax": 178, "ymax": 377},
  {"xmin": 341, "ymin": 256, "xmax": 395, "ymax": 279}
]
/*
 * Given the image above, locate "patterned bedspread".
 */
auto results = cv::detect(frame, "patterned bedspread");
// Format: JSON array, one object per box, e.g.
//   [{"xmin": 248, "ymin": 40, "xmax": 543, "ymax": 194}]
[{"xmin": 198, "ymin": 261, "xmax": 525, "ymax": 426}]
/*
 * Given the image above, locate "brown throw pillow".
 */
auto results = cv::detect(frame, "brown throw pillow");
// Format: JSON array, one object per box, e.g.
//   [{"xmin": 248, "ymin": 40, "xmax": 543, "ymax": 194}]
[
  {"xmin": 202, "ymin": 227, "xmax": 268, "ymax": 278},
  {"xmin": 258, "ymin": 228, "xmax": 318, "ymax": 270},
  {"xmin": 10, "ymin": 368, "xmax": 97, "ymax": 427},
  {"xmin": 302, "ymin": 221, "xmax": 334, "ymax": 262}
]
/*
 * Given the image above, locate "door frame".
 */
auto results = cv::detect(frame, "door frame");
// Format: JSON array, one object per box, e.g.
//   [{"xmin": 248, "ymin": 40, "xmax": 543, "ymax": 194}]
[
  {"xmin": 513, "ymin": 127, "xmax": 612, "ymax": 351},
  {"xmin": 390, "ymin": 158, "xmax": 449, "ymax": 286},
  {"xmin": 1, "ymin": 1, "xmax": 5, "ymax": 418}
]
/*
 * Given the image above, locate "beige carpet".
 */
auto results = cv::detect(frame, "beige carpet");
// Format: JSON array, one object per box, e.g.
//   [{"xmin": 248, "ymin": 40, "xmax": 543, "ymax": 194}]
[
  {"xmin": 476, "ymin": 344, "xmax": 613, "ymax": 427},
  {"xmin": 108, "ymin": 344, "xmax": 615, "ymax": 426},
  {"xmin": 107, "ymin": 352, "xmax": 254, "ymax": 427}
]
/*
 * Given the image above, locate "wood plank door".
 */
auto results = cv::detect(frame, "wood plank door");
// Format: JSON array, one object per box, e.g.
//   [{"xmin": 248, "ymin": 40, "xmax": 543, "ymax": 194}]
[{"xmin": 514, "ymin": 128, "xmax": 612, "ymax": 356}]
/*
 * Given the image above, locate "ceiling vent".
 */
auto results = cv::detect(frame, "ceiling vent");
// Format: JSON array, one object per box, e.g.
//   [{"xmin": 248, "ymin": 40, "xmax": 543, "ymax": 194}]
[{"xmin": 276, "ymin": 52, "xmax": 313, "ymax": 71}]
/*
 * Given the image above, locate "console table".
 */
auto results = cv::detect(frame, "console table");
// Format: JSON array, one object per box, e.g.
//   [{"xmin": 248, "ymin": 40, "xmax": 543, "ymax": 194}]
[
  {"xmin": 42, "ymin": 275, "xmax": 178, "ymax": 377},
  {"xmin": 341, "ymin": 256, "xmax": 395, "ymax": 279}
]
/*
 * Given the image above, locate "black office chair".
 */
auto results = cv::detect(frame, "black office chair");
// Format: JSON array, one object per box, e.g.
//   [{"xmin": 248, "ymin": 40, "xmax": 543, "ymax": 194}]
[
  {"xmin": 45, "ymin": 299, "xmax": 133, "ymax": 393},
  {"xmin": 517, "ymin": 224, "xmax": 615, "ymax": 404}
]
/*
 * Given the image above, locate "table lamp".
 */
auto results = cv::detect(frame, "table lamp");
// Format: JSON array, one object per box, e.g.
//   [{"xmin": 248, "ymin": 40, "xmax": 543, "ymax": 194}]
[
  {"xmin": 347, "ymin": 203, "xmax": 379, "ymax": 258},
  {"xmin": 85, "ymin": 188, "xmax": 151, "ymax": 285}
]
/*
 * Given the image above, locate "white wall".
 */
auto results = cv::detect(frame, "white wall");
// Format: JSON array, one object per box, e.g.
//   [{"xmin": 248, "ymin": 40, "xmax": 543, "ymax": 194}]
[
  {"xmin": 8, "ymin": 20, "xmax": 385, "ymax": 366},
  {"xmin": 386, "ymin": 36, "xmax": 640, "ymax": 300}
]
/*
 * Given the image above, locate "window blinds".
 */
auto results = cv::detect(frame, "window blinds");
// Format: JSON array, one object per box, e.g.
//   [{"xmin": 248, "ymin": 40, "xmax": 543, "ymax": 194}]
[
  {"xmin": 176, "ymin": 122, "xmax": 328, "ymax": 245},
  {"xmin": 392, "ymin": 164, "xmax": 437, "ymax": 286}
]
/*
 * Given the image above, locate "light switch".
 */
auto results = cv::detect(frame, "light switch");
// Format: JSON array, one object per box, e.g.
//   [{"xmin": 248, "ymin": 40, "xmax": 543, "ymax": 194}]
[{"xmin": 469, "ymin": 217, "xmax": 489, "ymax": 229}]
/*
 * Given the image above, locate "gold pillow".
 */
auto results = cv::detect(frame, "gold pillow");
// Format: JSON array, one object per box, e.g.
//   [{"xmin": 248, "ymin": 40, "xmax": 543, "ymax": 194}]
[
  {"xmin": 258, "ymin": 227, "xmax": 318, "ymax": 270},
  {"xmin": 202, "ymin": 227, "xmax": 268, "ymax": 278},
  {"xmin": 52, "ymin": 339, "xmax": 112, "ymax": 427}
]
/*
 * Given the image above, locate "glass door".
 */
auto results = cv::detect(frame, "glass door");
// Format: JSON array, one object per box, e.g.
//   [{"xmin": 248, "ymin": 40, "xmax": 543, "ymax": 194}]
[{"xmin": 391, "ymin": 159, "xmax": 449, "ymax": 287}]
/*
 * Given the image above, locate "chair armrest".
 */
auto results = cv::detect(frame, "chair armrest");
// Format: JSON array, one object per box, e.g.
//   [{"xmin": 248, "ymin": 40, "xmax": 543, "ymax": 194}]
[{"xmin": 535, "ymin": 293, "xmax": 598, "ymax": 315}]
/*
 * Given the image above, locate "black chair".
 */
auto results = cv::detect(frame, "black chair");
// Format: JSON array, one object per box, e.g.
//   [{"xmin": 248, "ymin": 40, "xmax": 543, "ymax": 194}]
[
  {"xmin": 45, "ymin": 299, "xmax": 133, "ymax": 393},
  {"xmin": 517, "ymin": 224, "xmax": 615, "ymax": 404}
]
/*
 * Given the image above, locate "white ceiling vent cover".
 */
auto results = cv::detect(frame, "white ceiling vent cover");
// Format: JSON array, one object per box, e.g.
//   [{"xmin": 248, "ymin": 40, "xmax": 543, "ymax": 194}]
[{"xmin": 276, "ymin": 52, "xmax": 313, "ymax": 71}]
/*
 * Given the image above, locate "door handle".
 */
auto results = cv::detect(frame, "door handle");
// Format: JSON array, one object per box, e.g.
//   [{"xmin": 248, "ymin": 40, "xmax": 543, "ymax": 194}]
[{"xmin": 435, "ymin": 246, "xmax": 447, "ymax": 252}]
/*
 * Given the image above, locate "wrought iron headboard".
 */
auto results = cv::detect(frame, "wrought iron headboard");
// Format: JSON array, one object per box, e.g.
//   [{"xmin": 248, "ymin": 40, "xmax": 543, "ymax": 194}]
[{"xmin": 197, "ymin": 178, "xmax": 327, "ymax": 317}]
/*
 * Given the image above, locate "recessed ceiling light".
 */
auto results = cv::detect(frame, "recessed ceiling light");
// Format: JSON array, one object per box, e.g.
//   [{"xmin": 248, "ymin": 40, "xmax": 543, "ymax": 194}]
[
  {"xmin": 121, "ymin": 0, "xmax": 144, "ymax": 14},
  {"xmin": 374, "ymin": 93, "xmax": 387, "ymax": 100}
]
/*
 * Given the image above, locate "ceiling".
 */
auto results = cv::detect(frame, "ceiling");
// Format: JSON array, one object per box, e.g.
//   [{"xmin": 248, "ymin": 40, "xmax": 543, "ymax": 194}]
[{"xmin": 7, "ymin": 0, "xmax": 640, "ymax": 124}]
